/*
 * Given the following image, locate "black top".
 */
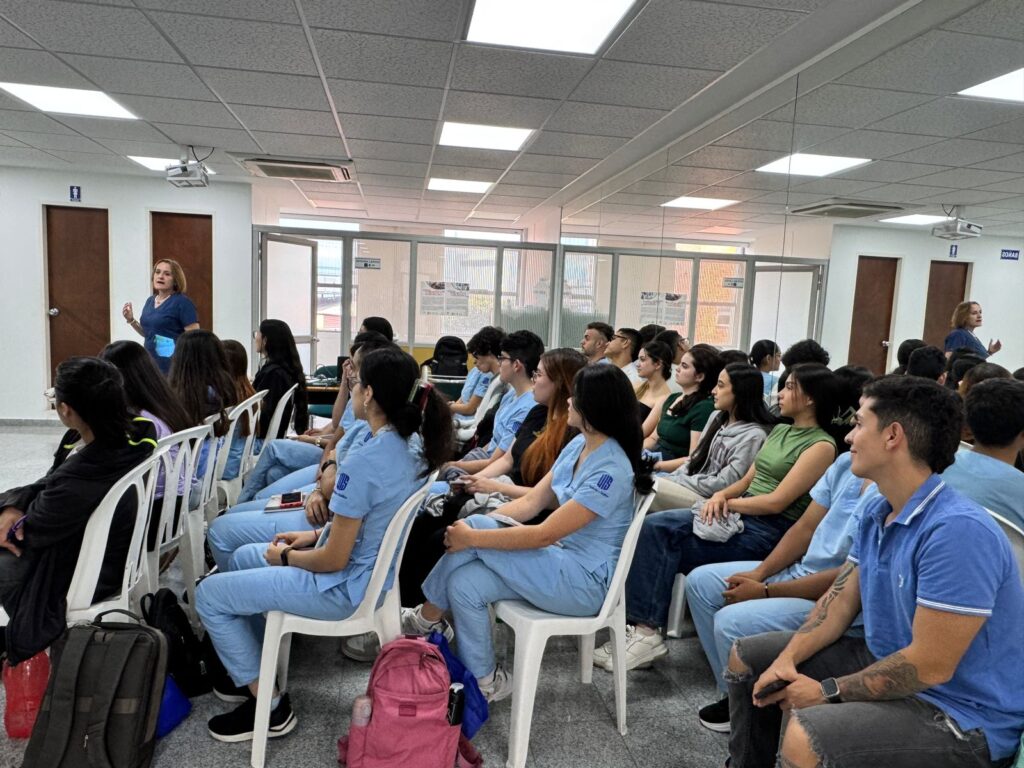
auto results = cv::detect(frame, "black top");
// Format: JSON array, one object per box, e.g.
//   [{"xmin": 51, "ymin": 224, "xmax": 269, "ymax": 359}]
[
  {"xmin": 637, "ymin": 402, "xmax": 652, "ymax": 423},
  {"xmin": 508, "ymin": 404, "xmax": 549, "ymax": 485},
  {"xmin": 253, "ymin": 362, "xmax": 309, "ymax": 438}
]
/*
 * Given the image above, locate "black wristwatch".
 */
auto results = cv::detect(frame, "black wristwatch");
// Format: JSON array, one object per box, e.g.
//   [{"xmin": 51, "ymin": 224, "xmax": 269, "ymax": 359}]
[
  {"xmin": 321, "ymin": 459, "xmax": 337, "ymax": 472},
  {"xmin": 820, "ymin": 677, "xmax": 842, "ymax": 704},
  {"xmin": 280, "ymin": 546, "xmax": 292, "ymax": 567}
]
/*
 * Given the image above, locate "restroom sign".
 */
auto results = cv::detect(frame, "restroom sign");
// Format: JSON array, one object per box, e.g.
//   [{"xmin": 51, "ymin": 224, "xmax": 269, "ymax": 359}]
[
  {"xmin": 948, "ymin": 244, "xmax": 958, "ymax": 258},
  {"xmin": 1000, "ymin": 249, "xmax": 1019, "ymax": 261},
  {"xmin": 69, "ymin": 185, "xmax": 81, "ymax": 202}
]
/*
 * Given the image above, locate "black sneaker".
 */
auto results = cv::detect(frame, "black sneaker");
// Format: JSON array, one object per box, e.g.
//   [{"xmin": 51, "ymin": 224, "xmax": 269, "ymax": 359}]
[
  {"xmin": 208, "ymin": 693, "xmax": 297, "ymax": 743},
  {"xmin": 213, "ymin": 677, "xmax": 253, "ymax": 703},
  {"xmin": 698, "ymin": 696, "xmax": 731, "ymax": 733}
]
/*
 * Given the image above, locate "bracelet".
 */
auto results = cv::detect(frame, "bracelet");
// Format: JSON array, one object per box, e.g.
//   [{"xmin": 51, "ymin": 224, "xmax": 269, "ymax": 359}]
[
  {"xmin": 316, "ymin": 436, "xmax": 323, "ymax": 448},
  {"xmin": 763, "ymin": 583, "xmax": 770, "ymax": 599},
  {"xmin": 321, "ymin": 459, "xmax": 337, "ymax": 472},
  {"xmin": 280, "ymin": 546, "xmax": 293, "ymax": 567}
]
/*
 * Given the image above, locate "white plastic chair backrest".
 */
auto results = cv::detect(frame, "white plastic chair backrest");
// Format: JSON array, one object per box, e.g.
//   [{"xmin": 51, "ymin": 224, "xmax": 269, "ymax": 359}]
[
  {"xmin": 152, "ymin": 424, "xmax": 210, "ymax": 547},
  {"xmin": 592, "ymin": 489, "xmax": 656, "ymax": 622},
  {"xmin": 988, "ymin": 509, "xmax": 1024, "ymax": 582},
  {"xmin": 262, "ymin": 382, "xmax": 298, "ymax": 442},
  {"xmin": 467, "ymin": 375, "xmax": 506, "ymax": 428},
  {"xmin": 347, "ymin": 471, "xmax": 438, "ymax": 622},
  {"xmin": 212, "ymin": 390, "xmax": 267, "ymax": 482},
  {"xmin": 193, "ymin": 415, "xmax": 221, "ymax": 510},
  {"xmin": 65, "ymin": 446, "xmax": 168, "ymax": 613},
  {"xmin": 420, "ymin": 365, "xmax": 430, "ymax": 384}
]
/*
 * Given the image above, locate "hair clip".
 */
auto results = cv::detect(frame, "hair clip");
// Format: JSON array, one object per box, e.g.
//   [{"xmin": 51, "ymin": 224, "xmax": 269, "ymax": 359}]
[{"xmin": 831, "ymin": 406, "xmax": 856, "ymax": 427}]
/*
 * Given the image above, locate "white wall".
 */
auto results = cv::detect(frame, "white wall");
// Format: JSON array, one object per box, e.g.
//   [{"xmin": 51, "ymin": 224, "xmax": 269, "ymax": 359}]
[
  {"xmin": 0, "ymin": 166, "xmax": 253, "ymax": 420},
  {"xmin": 822, "ymin": 224, "xmax": 1024, "ymax": 372}
]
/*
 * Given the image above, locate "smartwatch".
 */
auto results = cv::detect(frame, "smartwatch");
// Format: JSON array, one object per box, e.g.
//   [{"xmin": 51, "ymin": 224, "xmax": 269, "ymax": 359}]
[
  {"xmin": 280, "ymin": 546, "xmax": 293, "ymax": 567},
  {"xmin": 820, "ymin": 677, "xmax": 842, "ymax": 704}
]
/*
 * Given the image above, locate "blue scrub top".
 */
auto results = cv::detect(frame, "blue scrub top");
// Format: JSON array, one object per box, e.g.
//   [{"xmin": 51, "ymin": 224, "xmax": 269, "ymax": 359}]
[
  {"xmin": 140, "ymin": 292, "xmax": 198, "ymax": 374},
  {"xmin": 486, "ymin": 388, "xmax": 536, "ymax": 453},
  {"xmin": 335, "ymin": 419, "xmax": 371, "ymax": 461},
  {"xmin": 941, "ymin": 448, "xmax": 1024, "ymax": 531},
  {"xmin": 340, "ymin": 399, "xmax": 357, "ymax": 432},
  {"xmin": 550, "ymin": 434, "xmax": 636, "ymax": 575},
  {"xmin": 943, "ymin": 328, "xmax": 988, "ymax": 359},
  {"xmin": 320, "ymin": 428, "xmax": 425, "ymax": 603}
]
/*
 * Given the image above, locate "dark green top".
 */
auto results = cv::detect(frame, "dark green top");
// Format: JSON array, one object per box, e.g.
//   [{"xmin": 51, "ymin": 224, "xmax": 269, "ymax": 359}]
[
  {"xmin": 747, "ymin": 424, "xmax": 836, "ymax": 521},
  {"xmin": 654, "ymin": 393, "xmax": 716, "ymax": 460}
]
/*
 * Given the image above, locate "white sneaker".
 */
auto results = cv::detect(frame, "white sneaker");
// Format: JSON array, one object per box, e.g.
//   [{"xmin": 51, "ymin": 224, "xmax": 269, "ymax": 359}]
[
  {"xmin": 593, "ymin": 626, "xmax": 668, "ymax": 671},
  {"xmin": 341, "ymin": 631, "xmax": 381, "ymax": 662},
  {"xmin": 401, "ymin": 605, "xmax": 455, "ymax": 642},
  {"xmin": 478, "ymin": 665, "xmax": 513, "ymax": 703}
]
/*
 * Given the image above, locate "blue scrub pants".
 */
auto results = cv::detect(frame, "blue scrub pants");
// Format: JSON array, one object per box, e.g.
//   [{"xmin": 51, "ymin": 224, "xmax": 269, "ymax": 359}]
[
  {"xmin": 421, "ymin": 515, "xmax": 609, "ymax": 679},
  {"xmin": 684, "ymin": 561, "xmax": 814, "ymax": 692},
  {"xmin": 195, "ymin": 543, "xmax": 357, "ymax": 686},
  {"xmin": 223, "ymin": 436, "xmax": 263, "ymax": 481},
  {"xmin": 207, "ymin": 507, "xmax": 314, "ymax": 570},
  {"xmin": 237, "ymin": 439, "xmax": 321, "ymax": 502}
]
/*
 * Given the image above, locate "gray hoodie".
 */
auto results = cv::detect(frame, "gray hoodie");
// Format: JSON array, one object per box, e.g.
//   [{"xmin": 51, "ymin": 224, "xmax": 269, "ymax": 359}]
[{"xmin": 667, "ymin": 415, "xmax": 771, "ymax": 498}]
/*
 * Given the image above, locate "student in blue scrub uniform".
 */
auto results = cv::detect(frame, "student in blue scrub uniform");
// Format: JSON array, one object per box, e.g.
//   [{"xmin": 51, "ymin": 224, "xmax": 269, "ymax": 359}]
[
  {"xmin": 407, "ymin": 364, "xmax": 655, "ymax": 702},
  {"xmin": 451, "ymin": 326, "xmax": 504, "ymax": 423},
  {"xmin": 197, "ymin": 347, "xmax": 452, "ymax": 743},
  {"xmin": 122, "ymin": 258, "xmax": 199, "ymax": 374}
]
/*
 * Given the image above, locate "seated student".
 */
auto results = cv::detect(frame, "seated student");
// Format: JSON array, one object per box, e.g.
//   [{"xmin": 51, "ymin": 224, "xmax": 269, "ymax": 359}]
[
  {"xmin": 649, "ymin": 363, "xmax": 776, "ymax": 512},
  {"xmin": 891, "ymin": 338, "xmax": 925, "ymax": 375},
  {"xmin": 580, "ymin": 321, "xmax": 613, "ymax": 364},
  {"xmin": 945, "ymin": 348, "xmax": 985, "ymax": 391},
  {"xmin": 604, "ymin": 327, "xmax": 642, "ymax": 383},
  {"xmin": 405, "ymin": 364, "xmax": 654, "ymax": 701},
  {"xmin": 0, "ymin": 358, "xmax": 157, "ymax": 663},
  {"xmin": 634, "ymin": 340, "xmax": 674, "ymax": 424},
  {"xmin": 644, "ymin": 346, "xmax": 722, "ymax": 462},
  {"xmin": 720, "ymin": 349, "xmax": 750, "ymax": 366},
  {"xmin": 941, "ymin": 378, "xmax": 1024, "ymax": 530},
  {"xmin": 726, "ymin": 375, "xmax": 1024, "ymax": 768},
  {"xmin": 959, "ymin": 361, "xmax": 1011, "ymax": 397},
  {"xmin": 781, "ymin": 339, "xmax": 830, "ymax": 369},
  {"xmin": 639, "ymin": 323, "xmax": 666, "ymax": 344},
  {"xmin": 221, "ymin": 339, "xmax": 258, "ymax": 481},
  {"xmin": 1015, "ymin": 367, "xmax": 1024, "ymax": 382},
  {"xmin": 906, "ymin": 344, "xmax": 947, "ymax": 383},
  {"xmin": 600, "ymin": 363, "xmax": 842, "ymax": 671},
  {"xmin": 749, "ymin": 339, "xmax": 781, "ymax": 402},
  {"xmin": 450, "ymin": 326, "xmax": 504, "ymax": 420},
  {"xmin": 686, "ymin": 449, "xmax": 881, "ymax": 732},
  {"xmin": 359, "ymin": 315, "xmax": 393, "ymax": 342},
  {"xmin": 197, "ymin": 347, "xmax": 451, "ymax": 742},
  {"xmin": 654, "ymin": 329, "xmax": 690, "ymax": 394}
]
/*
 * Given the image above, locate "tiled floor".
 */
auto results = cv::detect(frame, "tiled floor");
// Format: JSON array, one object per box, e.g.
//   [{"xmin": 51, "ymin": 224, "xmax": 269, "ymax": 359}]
[{"xmin": 0, "ymin": 426, "xmax": 727, "ymax": 768}]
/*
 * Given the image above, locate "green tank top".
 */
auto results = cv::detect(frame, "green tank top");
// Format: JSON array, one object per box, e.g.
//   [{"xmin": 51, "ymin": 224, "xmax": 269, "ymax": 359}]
[
  {"xmin": 747, "ymin": 424, "xmax": 836, "ymax": 521},
  {"xmin": 654, "ymin": 393, "xmax": 715, "ymax": 460}
]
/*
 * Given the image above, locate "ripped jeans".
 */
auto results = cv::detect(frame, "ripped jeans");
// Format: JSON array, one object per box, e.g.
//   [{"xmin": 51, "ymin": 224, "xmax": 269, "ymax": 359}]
[{"xmin": 726, "ymin": 631, "xmax": 1004, "ymax": 768}]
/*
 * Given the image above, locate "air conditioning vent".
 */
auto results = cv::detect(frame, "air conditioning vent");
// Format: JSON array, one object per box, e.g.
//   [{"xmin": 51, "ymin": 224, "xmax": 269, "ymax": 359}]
[
  {"xmin": 790, "ymin": 199, "xmax": 904, "ymax": 219},
  {"xmin": 238, "ymin": 157, "xmax": 353, "ymax": 182}
]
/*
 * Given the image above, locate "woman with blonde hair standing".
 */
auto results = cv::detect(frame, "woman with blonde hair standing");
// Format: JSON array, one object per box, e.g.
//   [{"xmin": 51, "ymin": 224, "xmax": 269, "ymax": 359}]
[
  {"xmin": 944, "ymin": 300, "xmax": 1001, "ymax": 360},
  {"xmin": 122, "ymin": 258, "xmax": 199, "ymax": 374}
]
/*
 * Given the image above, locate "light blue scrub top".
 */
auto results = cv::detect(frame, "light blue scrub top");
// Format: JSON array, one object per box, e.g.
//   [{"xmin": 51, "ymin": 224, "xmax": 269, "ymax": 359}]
[
  {"xmin": 341, "ymin": 399, "xmax": 357, "ymax": 432},
  {"xmin": 455, "ymin": 369, "xmax": 494, "ymax": 425},
  {"xmin": 941, "ymin": 448, "xmax": 1024, "ymax": 531},
  {"xmin": 335, "ymin": 419, "xmax": 371, "ymax": 461},
  {"xmin": 550, "ymin": 434, "xmax": 636, "ymax": 575},
  {"xmin": 486, "ymin": 388, "xmax": 537, "ymax": 453},
  {"xmin": 318, "ymin": 428, "xmax": 425, "ymax": 602}
]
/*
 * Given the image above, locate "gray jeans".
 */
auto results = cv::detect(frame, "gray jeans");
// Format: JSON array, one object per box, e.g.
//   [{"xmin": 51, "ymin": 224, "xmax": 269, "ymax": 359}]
[{"xmin": 727, "ymin": 631, "xmax": 1006, "ymax": 768}]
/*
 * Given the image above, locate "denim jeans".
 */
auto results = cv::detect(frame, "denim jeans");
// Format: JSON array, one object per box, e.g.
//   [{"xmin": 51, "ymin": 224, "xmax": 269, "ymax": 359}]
[
  {"xmin": 237, "ymin": 439, "xmax": 322, "ymax": 502},
  {"xmin": 207, "ymin": 507, "xmax": 313, "ymax": 570},
  {"xmin": 624, "ymin": 508, "xmax": 792, "ymax": 628}
]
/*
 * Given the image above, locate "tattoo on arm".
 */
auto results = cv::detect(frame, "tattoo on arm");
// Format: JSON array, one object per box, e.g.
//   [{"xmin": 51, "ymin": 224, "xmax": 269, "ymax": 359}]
[
  {"xmin": 837, "ymin": 651, "xmax": 928, "ymax": 702},
  {"xmin": 796, "ymin": 561, "xmax": 855, "ymax": 635}
]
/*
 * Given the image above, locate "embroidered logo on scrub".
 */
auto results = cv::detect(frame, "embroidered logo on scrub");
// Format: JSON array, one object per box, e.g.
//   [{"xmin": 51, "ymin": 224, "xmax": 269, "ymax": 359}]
[
  {"xmin": 596, "ymin": 473, "xmax": 614, "ymax": 491},
  {"xmin": 337, "ymin": 473, "xmax": 350, "ymax": 491},
  {"xmin": 510, "ymin": 420, "xmax": 522, "ymax": 433}
]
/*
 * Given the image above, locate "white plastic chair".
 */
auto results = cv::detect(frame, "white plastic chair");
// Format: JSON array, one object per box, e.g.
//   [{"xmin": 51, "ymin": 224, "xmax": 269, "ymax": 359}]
[
  {"xmin": 665, "ymin": 573, "xmax": 688, "ymax": 638},
  {"xmin": 214, "ymin": 390, "xmax": 268, "ymax": 511},
  {"xmin": 247, "ymin": 383, "xmax": 299, "ymax": 473},
  {"xmin": 455, "ymin": 375, "xmax": 506, "ymax": 443},
  {"xmin": 249, "ymin": 472, "xmax": 439, "ymax": 768},
  {"xmin": 988, "ymin": 509, "xmax": 1024, "ymax": 581},
  {"xmin": 146, "ymin": 425, "xmax": 210, "ymax": 621},
  {"xmin": 494, "ymin": 490, "xmax": 656, "ymax": 768},
  {"xmin": 66, "ymin": 446, "xmax": 168, "ymax": 624}
]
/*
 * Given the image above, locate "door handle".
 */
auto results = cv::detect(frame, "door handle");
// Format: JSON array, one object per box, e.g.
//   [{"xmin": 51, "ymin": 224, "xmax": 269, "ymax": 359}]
[
  {"xmin": 48, "ymin": 307, "xmax": 60, "ymax": 317},
  {"xmin": 881, "ymin": 340, "xmax": 890, "ymax": 348}
]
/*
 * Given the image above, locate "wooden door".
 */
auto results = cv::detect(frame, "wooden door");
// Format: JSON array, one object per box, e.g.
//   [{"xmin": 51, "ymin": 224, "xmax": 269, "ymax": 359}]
[
  {"xmin": 847, "ymin": 256, "xmax": 898, "ymax": 374},
  {"xmin": 46, "ymin": 206, "xmax": 110, "ymax": 383},
  {"xmin": 151, "ymin": 212, "xmax": 213, "ymax": 330},
  {"xmin": 922, "ymin": 261, "xmax": 968, "ymax": 348}
]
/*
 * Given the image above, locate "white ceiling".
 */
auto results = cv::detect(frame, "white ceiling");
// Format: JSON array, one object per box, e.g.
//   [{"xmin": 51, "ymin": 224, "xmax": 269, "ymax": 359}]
[{"xmin": 0, "ymin": 0, "xmax": 1022, "ymax": 238}]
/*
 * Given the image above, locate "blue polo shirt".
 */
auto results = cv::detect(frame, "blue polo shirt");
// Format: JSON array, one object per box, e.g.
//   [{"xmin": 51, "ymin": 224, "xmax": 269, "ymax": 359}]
[
  {"xmin": 849, "ymin": 475, "xmax": 1024, "ymax": 760},
  {"xmin": 941, "ymin": 448, "xmax": 1024, "ymax": 531},
  {"xmin": 485, "ymin": 387, "xmax": 536, "ymax": 454}
]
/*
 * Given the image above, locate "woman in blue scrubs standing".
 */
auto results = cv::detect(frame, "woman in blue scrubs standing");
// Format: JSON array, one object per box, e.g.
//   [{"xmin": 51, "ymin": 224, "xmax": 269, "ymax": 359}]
[{"xmin": 122, "ymin": 258, "xmax": 199, "ymax": 374}]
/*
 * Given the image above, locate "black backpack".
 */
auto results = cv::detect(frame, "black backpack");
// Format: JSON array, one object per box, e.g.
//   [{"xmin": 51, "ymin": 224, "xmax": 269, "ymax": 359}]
[
  {"xmin": 141, "ymin": 588, "xmax": 224, "ymax": 697},
  {"xmin": 425, "ymin": 336, "xmax": 468, "ymax": 377}
]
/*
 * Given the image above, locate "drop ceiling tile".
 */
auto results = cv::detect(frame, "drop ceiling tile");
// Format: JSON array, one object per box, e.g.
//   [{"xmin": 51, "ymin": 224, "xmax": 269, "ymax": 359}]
[
  {"xmin": 527, "ymin": 131, "xmax": 627, "ymax": 159},
  {"xmin": 0, "ymin": 47, "xmax": 93, "ymax": 88},
  {"xmin": 358, "ymin": 174, "xmax": 423, "ymax": 189},
  {"xmin": 858, "ymin": 183, "xmax": 960, "ymax": 203},
  {"xmin": 347, "ymin": 139, "xmax": 431, "ymax": 162},
  {"xmin": 0, "ymin": 108, "xmax": 74, "ymax": 133},
  {"xmin": 152, "ymin": 123, "xmax": 261, "ymax": 153},
  {"xmin": 451, "ymin": 46, "xmax": 591, "ymax": 101},
  {"xmin": 294, "ymin": 180, "xmax": 361, "ymax": 194},
  {"xmin": 3, "ymin": 130, "xmax": 111, "ymax": 152},
  {"xmin": 328, "ymin": 79, "xmax": 443, "ymax": 120},
  {"xmin": 982, "ymin": 195, "xmax": 1024, "ymax": 210},
  {"xmin": 888, "ymin": 138, "xmax": 1022, "ymax": 166},
  {"xmin": 428, "ymin": 165, "xmax": 501, "ymax": 182},
  {"xmin": 662, "ymin": 166, "xmax": 739, "ymax": 185},
  {"xmin": 710, "ymin": 0, "xmax": 832, "ymax": 10},
  {"xmin": 339, "ymin": 114, "xmax": 435, "ymax": 144},
  {"xmin": 432, "ymin": 146, "xmax": 514, "ymax": 170},
  {"xmin": 964, "ymin": 117, "xmax": 1024, "ymax": 145},
  {"xmin": 252, "ymin": 131, "xmax": 347, "ymax": 157},
  {"xmin": 490, "ymin": 184, "xmax": 559, "ymax": 198},
  {"xmin": 51, "ymin": 116, "xmax": 170, "ymax": 141},
  {"xmin": 45, "ymin": 150, "xmax": 137, "ymax": 168},
  {"xmin": 352, "ymin": 158, "xmax": 428, "ymax": 177},
  {"xmin": 148, "ymin": 13, "xmax": 316, "ymax": 74},
  {"xmin": 674, "ymin": 145, "xmax": 781, "ymax": 171},
  {"xmin": 678, "ymin": 185, "xmax": 763, "ymax": 202},
  {"xmin": 713, "ymin": 120, "xmax": 847, "ymax": 152},
  {"xmin": 748, "ymin": 190, "xmax": 823, "ymax": 205},
  {"xmin": 313, "ymin": 29, "xmax": 451, "ymax": 87},
  {"xmin": 805, "ymin": 130, "xmax": 941, "ymax": 159},
  {"xmin": 545, "ymin": 102, "xmax": 667, "ymax": 139},
  {"xmin": 512, "ymin": 154, "xmax": 597, "ymax": 175},
  {"xmin": 870, "ymin": 97, "xmax": 1024, "ymax": 138},
  {"xmin": 767, "ymin": 84, "xmax": 933, "ymax": 128},
  {"xmin": 443, "ymin": 91, "xmax": 560, "ymax": 129},
  {"xmin": 971, "ymin": 152, "xmax": 1024, "ymax": 173},
  {"xmin": 940, "ymin": 0, "xmax": 1024, "ymax": 42},
  {"xmin": 912, "ymin": 168, "xmax": 1024, "ymax": 189},
  {"xmin": 0, "ymin": 18, "xmax": 39, "ymax": 48},
  {"xmin": 621, "ymin": 180, "xmax": 702, "ymax": 197},
  {"xmin": 606, "ymin": 0, "xmax": 805, "ymax": 70},
  {"xmin": 0, "ymin": 145, "xmax": 67, "ymax": 165},
  {"xmin": 198, "ymin": 68, "xmax": 328, "ymax": 110},
  {"xmin": 915, "ymin": 189, "xmax": 1016, "ymax": 205},
  {"xmin": 303, "ymin": 0, "xmax": 462, "ymax": 40},
  {"xmin": 92, "ymin": 138, "xmax": 183, "ymax": 156},
  {"xmin": 486, "ymin": 194, "xmax": 548, "ymax": 208},
  {"xmin": 833, "ymin": 161, "xmax": 954, "ymax": 184},
  {"xmin": 571, "ymin": 61, "xmax": 720, "ymax": 110},
  {"xmin": 978, "ymin": 179, "xmax": 1024, "ymax": 195},
  {"xmin": 135, "ymin": 0, "xmax": 299, "ymax": 22},
  {"xmin": 230, "ymin": 105, "xmax": 338, "ymax": 136},
  {"xmin": 699, "ymin": 170, "xmax": 789, "ymax": 191},
  {"xmin": 116, "ymin": 95, "xmax": 241, "ymax": 128},
  {"xmin": 788, "ymin": 177, "xmax": 882, "ymax": 196},
  {"xmin": 62, "ymin": 55, "xmax": 215, "ymax": 101},
  {"xmin": 839, "ymin": 30, "xmax": 1024, "ymax": 95},
  {"xmin": 0, "ymin": 131, "xmax": 27, "ymax": 147},
  {"xmin": 1, "ymin": 2, "xmax": 181, "ymax": 60}
]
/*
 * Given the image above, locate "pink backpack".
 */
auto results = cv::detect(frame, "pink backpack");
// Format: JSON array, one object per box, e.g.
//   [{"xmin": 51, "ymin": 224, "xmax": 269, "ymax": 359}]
[{"xmin": 338, "ymin": 637, "xmax": 461, "ymax": 768}]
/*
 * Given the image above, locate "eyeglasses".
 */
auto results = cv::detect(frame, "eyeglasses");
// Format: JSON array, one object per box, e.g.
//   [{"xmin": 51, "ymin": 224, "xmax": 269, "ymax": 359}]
[{"xmin": 498, "ymin": 355, "xmax": 514, "ymax": 364}]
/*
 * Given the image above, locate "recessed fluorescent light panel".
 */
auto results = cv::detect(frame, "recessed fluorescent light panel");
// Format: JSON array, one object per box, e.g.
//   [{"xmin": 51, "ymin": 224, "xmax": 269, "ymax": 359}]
[
  {"xmin": 699, "ymin": 226, "xmax": 746, "ymax": 235},
  {"xmin": 128, "ymin": 156, "xmax": 215, "ymax": 174},
  {"xmin": 440, "ymin": 121, "xmax": 533, "ymax": 151},
  {"xmin": 0, "ymin": 82, "xmax": 136, "ymax": 118},
  {"xmin": 466, "ymin": 0, "xmax": 634, "ymax": 54},
  {"xmin": 879, "ymin": 214, "xmax": 949, "ymax": 225},
  {"xmin": 958, "ymin": 68, "xmax": 1024, "ymax": 102},
  {"xmin": 661, "ymin": 195, "xmax": 738, "ymax": 210},
  {"xmin": 428, "ymin": 178, "xmax": 493, "ymax": 193},
  {"xmin": 757, "ymin": 153, "xmax": 871, "ymax": 177}
]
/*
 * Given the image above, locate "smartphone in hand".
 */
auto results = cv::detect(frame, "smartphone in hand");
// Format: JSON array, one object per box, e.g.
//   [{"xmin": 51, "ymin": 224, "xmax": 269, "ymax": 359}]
[{"xmin": 754, "ymin": 678, "xmax": 792, "ymax": 700}]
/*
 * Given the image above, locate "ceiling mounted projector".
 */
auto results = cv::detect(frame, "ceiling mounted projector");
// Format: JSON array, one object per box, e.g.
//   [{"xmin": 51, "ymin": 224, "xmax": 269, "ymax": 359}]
[
  {"xmin": 167, "ymin": 161, "xmax": 209, "ymax": 188},
  {"xmin": 931, "ymin": 206, "xmax": 981, "ymax": 240}
]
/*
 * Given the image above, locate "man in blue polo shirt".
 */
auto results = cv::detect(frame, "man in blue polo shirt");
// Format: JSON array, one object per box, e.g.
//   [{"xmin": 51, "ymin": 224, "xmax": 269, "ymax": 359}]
[{"xmin": 724, "ymin": 375, "xmax": 1024, "ymax": 768}]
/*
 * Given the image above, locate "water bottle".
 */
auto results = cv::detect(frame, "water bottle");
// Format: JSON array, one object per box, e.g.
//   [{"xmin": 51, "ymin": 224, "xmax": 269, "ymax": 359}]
[
  {"xmin": 4, "ymin": 651, "xmax": 51, "ymax": 739},
  {"xmin": 351, "ymin": 695, "xmax": 372, "ymax": 728}
]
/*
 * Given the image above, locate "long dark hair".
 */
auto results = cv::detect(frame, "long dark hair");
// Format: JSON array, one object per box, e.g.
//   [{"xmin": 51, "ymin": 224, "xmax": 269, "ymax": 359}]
[
  {"xmin": 571, "ymin": 364, "xmax": 654, "ymax": 494},
  {"xmin": 168, "ymin": 330, "xmax": 237, "ymax": 437},
  {"xmin": 686, "ymin": 363, "xmax": 776, "ymax": 475},
  {"xmin": 358, "ymin": 347, "xmax": 452, "ymax": 474},
  {"xmin": 54, "ymin": 357, "xmax": 132, "ymax": 446},
  {"xmin": 749, "ymin": 339, "xmax": 779, "ymax": 370},
  {"xmin": 100, "ymin": 340, "xmax": 191, "ymax": 433},
  {"xmin": 668, "ymin": 346, "xmax": 723, "ymax": 417},
  {"xmin": 222, "ymin": 339, "xmax": 255, "ymax": 436},
  {"xmin": 258, "ymin": 319, "xmax": 309, "ymax": 432},
  {"xmin": 788, "ymin": 363, "xmax": 848, "ymax": 447}
]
